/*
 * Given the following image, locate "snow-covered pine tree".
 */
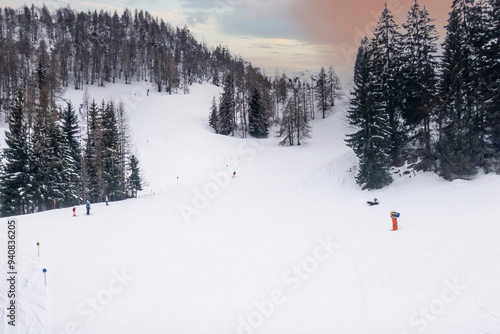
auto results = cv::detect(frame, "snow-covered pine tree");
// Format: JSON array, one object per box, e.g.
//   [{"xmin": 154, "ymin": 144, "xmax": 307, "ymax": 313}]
[
  {"xmin": 346, "ymin": 38, "xmax": 372, "ymax": 148},
  {"xmin": 0, "ymin": 91, "xmax": 31, "ymax": 216},
  {"xmin": 61, "ymin": 101, "xmax": 81, "ymax": 170},
  {"xmin": 371, "ymin": 4, "xmax": 406, "ymax": 164},
  {"xmin": 46, "ymin": 115, "xmax": 69, "ymax": 209},
  {"xmin": 218, "ymin": 74, "xmax": 235, "ymax": 136},
  {"xmin": 31, "ymin": 102, "xmax": 51, "ymax": 211},
  {"xmin": 127, "ymin": 154, "xmax": 142, "ymax": 198},
  {"xmin": 485, "ymin": 0, "xmax": 500, "ymax": 170},
  {"xmin": 468, "ymin": 0, "xmax": 491, "ymax": 170},
  {"xmin": 248, "ymin": 88, "xmax": 269, "ymax": 138},
  {"xmin": 315, "ymin": 67, "xmax": 329, "ymax": 119},
  {"xmin": 401, "ymin": 0, "xmax": 439, "ymax": 168},
  {"xmin": 58, "ymin": 129, "xmax": 81, "ymax": 207},
  {"xmin": 209, "ymin": 96, "xmax": 219, "ymax": 133},
  {"xmin": 437, "ymin": 0, "xmax": 484, "ymax": 180},
  {"xmin": 212, "ymin": 62, "xmax": 220, "ymax": 87},
  {"xmin": 237, "ymin": 62, "xmax": 250, "ymax": 138},
  {"xmin": 32, "ymin": 51, "xmax": 66, "ymax": 212},
  {"xmin": 327, "ymin": 66, "xmax": 342, "ymax": 108},
  {"xmin": 101, "ymin": 101, "xmax": 124, "ymax": 201},
  {"xmin": 346, "ymin": 37, "xmax": 393, "ymax": 189},
  {"xmin": 116, "ymin": 101, "xmax": 132, "ymax": 198},
  {"xmin": 85, "ymin": 99, "xmax": 104, "ymax": 203},
  {"xmin": 60, "ymin": 101, "xmax": 82, "ymax": 205}
]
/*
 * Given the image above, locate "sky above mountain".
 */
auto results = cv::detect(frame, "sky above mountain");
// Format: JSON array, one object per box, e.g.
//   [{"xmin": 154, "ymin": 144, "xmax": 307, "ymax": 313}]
[{"xmin": 4, "ymin": 0, "xmax": 451, "ymax": 76}]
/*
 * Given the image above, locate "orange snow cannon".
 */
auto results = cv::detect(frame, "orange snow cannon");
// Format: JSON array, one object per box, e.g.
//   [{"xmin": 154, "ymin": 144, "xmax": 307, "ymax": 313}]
[{"xmin": 390, "ymin": 211, "xmax": 400, "ymax": 231}]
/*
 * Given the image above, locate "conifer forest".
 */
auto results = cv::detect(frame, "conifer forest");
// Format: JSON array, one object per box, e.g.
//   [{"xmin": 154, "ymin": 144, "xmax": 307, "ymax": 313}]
[{"xmin": 0, "ymin": 0, "xmax": 499, "ymax": 218}]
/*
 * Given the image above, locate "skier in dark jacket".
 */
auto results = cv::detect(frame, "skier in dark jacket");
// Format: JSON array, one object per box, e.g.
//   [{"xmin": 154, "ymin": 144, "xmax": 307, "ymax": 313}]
[{"xmin": 86, "ymin": 200, "xmax": 91, "ymax": 215}]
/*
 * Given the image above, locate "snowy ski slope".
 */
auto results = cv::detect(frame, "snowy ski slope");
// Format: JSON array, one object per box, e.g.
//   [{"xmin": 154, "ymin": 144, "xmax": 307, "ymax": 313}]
[{"xmin": 1, "ymin": 81, "xmax": 500, "ymax": 334}]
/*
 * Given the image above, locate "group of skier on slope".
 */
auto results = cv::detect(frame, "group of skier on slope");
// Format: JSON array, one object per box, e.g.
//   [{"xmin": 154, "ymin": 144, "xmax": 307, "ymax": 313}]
[
  {"xmin": 78, "ymin": 170, "xmax": 237, "ymax": 216},
  {"xmin": 73, "ymin": 195, "xmax": 108, "ymax": 216}
]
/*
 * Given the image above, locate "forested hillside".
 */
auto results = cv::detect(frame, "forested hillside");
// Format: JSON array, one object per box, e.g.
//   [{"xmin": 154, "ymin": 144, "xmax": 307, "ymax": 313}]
[
  {"xmin": 0, "ymin": 3, "xmax": 251, "ymax": 117},
  {"xmin": 4, "ymin": 0, "xmax": 497, "ymax": 216},
  {"xmin": 346, "ymin": 0, "xmax": 500, "ymax": 189},
  {"xmin": 0, "ymin": 4, "xmax": 343, "ymax": 218},
  {"xmin": 0, "ymin": 4, "xmax": 278, "ymax": 217}
]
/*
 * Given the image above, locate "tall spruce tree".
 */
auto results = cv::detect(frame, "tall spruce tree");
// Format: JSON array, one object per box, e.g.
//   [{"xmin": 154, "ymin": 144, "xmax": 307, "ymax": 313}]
[
  {"xmin": 371, "ymin": 4, "xmax": 406, "ymax": 164},
  {"xmin": 248, "ymin": 88, "xmax": 269, "ymax": 138},
  {"xmin": 401, "ymin": 0, "xmax": 439, "ymax": 168},
  {"xmin": 31, "ymin": 107, "xmax": 51, "ymax": 211},
  {"xmin": 101, "ymin": 101, "xmax": 124, "ymax": 201},
  {"xmin": 61, "ymin": 101, "xmax": 81, "ymax": 169},
  {"xmin": 58, "ymin": 131, "xmax": 80, "ymax": 206},
  {"xmin": 437, "ymin": 0, "xmax": 483, "ymax": 179},
  {"xmin": 485, "ymin": 0, "xmax": 500, "ymax": 169},
  {"xmin": 31, "ymin": 39, "xmax": 60, "ymax": 211},
  {"xmin": 45, "ymin": 116, "xmax": 67, "ymax": 209},
  {"xmin": 116, "ymin": 101, "xmax": 132, "ymax": 198},
  {"xmin": 212, "ymin": 63, "xmax": 220, "ymax": 87},
  {"xmin": 127, "ymin": 154, "xmax": 142, "ymax": 198},
  {"xmin": 209, "ymin": 96, "xmax": 218, "ymax": 133},
  {"xmin": 0, "ymin": 91, "xmax": 31, "ymax": 216},
  {"xmin": 85, "ymin": 99, "xmax": 104, "ymax": 202},
  {"xmin": 60, "ymin": 101, "xmax": 82, "ymax": 204},
  {"xmin": 469, "ymin": 1, "xmax": 491, "ymax": 170},
  {"xmin": 346, "ymin": 38, "xmax": 393, "ymax": 189},
  {"xmin": 218, "ymin": 74, "xmax": 235, "ymax": 136}
]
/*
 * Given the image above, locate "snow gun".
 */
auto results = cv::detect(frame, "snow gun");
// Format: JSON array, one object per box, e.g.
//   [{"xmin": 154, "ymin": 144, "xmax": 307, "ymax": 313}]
[{"xmin": 390, "ymin": 211, "xmax": 400, "ymax": 231}]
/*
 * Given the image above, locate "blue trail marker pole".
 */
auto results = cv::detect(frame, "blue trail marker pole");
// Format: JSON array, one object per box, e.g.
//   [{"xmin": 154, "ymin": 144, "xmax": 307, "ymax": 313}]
[{"xmin": 42, "ymin": 268, "xmax": 47, "ymax": 286}]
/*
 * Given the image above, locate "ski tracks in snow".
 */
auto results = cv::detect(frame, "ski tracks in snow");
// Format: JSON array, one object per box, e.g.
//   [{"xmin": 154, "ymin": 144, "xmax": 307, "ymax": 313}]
[{"xmin": 18, "ymin": 252, "xmax": 47, "ymax": 334}]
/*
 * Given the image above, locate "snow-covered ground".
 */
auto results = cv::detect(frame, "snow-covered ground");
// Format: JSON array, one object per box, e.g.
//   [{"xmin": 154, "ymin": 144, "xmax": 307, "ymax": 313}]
[{"xmin": 1, "ymin": 81, "xmax": 500, "ymax": 334}]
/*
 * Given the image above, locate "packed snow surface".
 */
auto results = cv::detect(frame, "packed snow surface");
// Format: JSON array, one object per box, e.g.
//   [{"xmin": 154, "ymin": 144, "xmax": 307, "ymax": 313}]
[{"xmin": 1, "ymin": 82, "xmax": 500, "ymax": 334}]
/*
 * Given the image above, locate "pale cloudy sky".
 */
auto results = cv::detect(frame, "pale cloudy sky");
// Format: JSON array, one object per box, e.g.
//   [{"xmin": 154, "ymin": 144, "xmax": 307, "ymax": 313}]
[{"xmin": 4, "ymin": 0, "xmax": 451, "ymax": 80}]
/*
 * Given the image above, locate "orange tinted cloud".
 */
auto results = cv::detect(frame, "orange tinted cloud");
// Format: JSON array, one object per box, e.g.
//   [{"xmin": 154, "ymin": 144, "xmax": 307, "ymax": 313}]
[{"xmin": 293, "ymin": 0, "xmax": 450, "ymax": 46}]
